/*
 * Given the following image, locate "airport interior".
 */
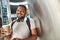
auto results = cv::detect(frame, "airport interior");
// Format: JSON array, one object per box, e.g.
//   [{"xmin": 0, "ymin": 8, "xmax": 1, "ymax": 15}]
[{"xmin": 0, "ymin": 0, "xmax": 60, "ymax": 40}]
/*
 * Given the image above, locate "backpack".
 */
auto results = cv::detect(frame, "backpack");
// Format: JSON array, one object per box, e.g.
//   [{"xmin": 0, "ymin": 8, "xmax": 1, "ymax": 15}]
[{"xmin": 11, "ymin": 18, "xmax": 31, "ymax": 35}]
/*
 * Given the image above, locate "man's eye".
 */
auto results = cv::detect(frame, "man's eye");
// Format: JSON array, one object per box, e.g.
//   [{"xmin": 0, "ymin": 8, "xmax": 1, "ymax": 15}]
[{"xmin": 4, "ymin": 31, "xmax": 7, "ymax": 32}]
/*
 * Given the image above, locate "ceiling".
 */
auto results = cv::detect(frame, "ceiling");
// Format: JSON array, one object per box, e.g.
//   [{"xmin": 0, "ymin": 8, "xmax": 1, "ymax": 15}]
[
  {"xmin": 9, "ymin": 0, "xmax": 27, "ymax": 14},
  {"xmin": 9, "ymin": 0, "xmax": 26, "ymax": 2}
]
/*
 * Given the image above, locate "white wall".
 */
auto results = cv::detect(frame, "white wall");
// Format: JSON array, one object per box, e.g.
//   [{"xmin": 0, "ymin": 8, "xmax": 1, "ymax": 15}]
[{"xmin": 27, "ymin": 0, "xmax": 60, "ymax": 40}]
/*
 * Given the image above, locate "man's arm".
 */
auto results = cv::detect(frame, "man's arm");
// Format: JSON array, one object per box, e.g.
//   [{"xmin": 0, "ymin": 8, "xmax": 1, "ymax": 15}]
[{"xmin": 22, "ymin": 18, "xmax": 37, "ymax": 40}]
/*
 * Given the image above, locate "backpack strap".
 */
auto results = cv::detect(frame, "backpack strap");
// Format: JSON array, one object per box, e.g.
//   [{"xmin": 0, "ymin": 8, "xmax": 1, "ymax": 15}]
[
  {"xmin": 26, "ymin": 18, "xmax": 31, "ymax": 36},
  {"xmin": 11, "ymin": 20, "xmax": 16, "ymax": 30}
]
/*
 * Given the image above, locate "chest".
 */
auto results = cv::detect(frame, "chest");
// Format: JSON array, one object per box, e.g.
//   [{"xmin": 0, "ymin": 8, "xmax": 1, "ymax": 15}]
[{"xmin": 12, "ymin": 21, "xmax": 30, "ymax": 34}]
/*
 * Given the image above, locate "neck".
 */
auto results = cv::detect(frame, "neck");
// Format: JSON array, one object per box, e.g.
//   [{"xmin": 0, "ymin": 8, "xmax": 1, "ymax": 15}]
[
  {"xmin": 19, "ymin": 15, "xmax": 25, "ymax": 19},
  {"xmin": 17, "ymin": 16, "xmax": 25, "ymax": 22}
]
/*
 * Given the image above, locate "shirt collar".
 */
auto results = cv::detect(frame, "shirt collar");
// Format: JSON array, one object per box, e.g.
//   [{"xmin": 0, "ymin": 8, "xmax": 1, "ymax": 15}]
[{"xmin": 17, "ymin": 17, "xmax": 27, "ymax": 22}]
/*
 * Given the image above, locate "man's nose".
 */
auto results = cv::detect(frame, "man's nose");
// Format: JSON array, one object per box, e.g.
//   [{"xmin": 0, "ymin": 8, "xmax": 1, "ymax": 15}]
[{"xmin": 18, "ymin": 11, "xmax": 22, "ymax": 13}]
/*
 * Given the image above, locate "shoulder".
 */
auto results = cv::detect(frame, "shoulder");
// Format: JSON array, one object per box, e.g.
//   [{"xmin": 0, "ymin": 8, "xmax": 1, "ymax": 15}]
[
  {"xmin": 29, "ymin": 18, "xmax": 35, "ymax": 23},
  {"xmin": 27, "ymin": 17, "xmax": 34, "ymax": 21},
  {"xmin": 8, "ymin": 18, "xmax": 17, "ymax": 26},
  {"xmin": 29, "ymin": 18, "xmax": 36, "ymax": 29},
  {"xmin": 12, "ymin": 18, "xmax": 18, "ymax": 22}
]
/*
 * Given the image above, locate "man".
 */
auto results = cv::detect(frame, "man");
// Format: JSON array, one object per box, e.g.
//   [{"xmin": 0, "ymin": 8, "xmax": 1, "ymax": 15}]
[{"xmin": 2, "ymin": 5, "xmax": 37, "ymax": 40}]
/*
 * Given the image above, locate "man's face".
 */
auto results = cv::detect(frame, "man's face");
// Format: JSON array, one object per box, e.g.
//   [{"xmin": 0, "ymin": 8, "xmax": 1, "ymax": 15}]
[{"xmin": 16, "ymin": 6, "xmax": 26, "ymax": 19}]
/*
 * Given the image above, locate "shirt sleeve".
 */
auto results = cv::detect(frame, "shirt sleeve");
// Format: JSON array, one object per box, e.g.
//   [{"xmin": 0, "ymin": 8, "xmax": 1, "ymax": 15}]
[{"xmin": 30, "ymin": 18, "xmax": 36, "ymax": 29}]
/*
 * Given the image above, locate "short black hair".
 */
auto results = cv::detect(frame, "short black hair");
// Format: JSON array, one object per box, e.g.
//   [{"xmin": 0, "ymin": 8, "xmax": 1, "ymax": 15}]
[{"xmin": 18, "ymin": 5, "xmax": 27, "ymax": 11}]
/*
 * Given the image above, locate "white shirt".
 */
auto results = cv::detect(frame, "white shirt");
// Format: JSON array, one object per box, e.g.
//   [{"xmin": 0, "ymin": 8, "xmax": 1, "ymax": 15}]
[{"xmin": 9, "ymin": 17, "xmax": 36, "ymax": 39}]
